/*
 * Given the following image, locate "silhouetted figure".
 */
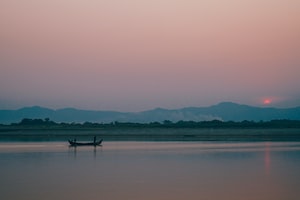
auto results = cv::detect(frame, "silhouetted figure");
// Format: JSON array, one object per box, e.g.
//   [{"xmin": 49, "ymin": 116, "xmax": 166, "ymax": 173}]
[{"xmin": 93, "ymin": 136, "xmax": 96, "ymax": 144}]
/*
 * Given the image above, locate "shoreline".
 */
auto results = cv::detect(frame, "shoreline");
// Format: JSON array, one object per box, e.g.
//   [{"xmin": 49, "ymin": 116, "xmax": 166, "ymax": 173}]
[{"xmin": 1, "ymin": 128, "xmax": 300, "ymax": 142}]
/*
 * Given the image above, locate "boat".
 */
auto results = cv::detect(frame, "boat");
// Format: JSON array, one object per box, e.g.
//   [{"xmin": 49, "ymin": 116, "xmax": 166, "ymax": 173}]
[{"xmin": 68, "ymin": 138, "xmax": 103, "ymax": 146}]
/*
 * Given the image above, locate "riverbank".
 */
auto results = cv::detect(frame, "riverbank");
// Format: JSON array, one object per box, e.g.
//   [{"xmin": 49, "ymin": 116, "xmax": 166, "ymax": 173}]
[{"xmin": 1, "ymin": 128, "xmax": 300, "ymax": 142}]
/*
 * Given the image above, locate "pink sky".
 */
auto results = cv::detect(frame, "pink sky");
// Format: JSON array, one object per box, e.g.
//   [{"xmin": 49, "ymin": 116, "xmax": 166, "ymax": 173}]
[{"xmin": 1, "ymin": 0, "xmax": 300, "ymax": 111}]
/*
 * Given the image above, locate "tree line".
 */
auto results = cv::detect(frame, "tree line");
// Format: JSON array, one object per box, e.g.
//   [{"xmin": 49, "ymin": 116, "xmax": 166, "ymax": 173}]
[{"xmin": 1, "ymin": 118, "xmax": 300, "ymax": 129}]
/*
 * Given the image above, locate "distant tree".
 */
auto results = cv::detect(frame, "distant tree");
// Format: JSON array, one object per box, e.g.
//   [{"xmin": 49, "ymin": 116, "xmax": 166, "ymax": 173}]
[{"xmin": 163, "ymin": 120, "xmax": 172, "ymax": 125}]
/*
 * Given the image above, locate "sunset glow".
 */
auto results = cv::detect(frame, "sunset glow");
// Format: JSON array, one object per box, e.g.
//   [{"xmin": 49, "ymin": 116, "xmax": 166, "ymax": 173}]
[
  {"xmin": 263, "ymin": 99, "xmax": 272, "ymax": 105},
  {"xmin": 0, "ymin": 0, "xmax": 299, "ymax": 111}
]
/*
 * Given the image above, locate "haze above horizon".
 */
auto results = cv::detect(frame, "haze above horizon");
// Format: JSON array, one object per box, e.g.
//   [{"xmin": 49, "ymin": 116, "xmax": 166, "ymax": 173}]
[{"xmin": 1, "ymin": 0, "xmax": 299, "ymax": 112}]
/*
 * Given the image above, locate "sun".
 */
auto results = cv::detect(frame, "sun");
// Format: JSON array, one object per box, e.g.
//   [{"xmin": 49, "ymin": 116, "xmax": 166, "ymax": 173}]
[{"xmin": 263, "ymin": 99, "xmax": 272, "ymax": 105}]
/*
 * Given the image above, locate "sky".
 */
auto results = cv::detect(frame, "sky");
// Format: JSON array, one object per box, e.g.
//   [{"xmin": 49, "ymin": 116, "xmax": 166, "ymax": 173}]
[{"xmin": 1, "ymin": 0, "xmax": 300, "ymax": 111}]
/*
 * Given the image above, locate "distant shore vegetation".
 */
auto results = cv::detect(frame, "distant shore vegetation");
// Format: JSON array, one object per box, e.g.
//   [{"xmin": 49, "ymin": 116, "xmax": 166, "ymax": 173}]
[
  {"xmin": 1, "ymin": 118, "xmax": 300, "ymax": 142},
  {"xmin": 1, "ymin": 118, "xmax": 300, "ymax": 130}
]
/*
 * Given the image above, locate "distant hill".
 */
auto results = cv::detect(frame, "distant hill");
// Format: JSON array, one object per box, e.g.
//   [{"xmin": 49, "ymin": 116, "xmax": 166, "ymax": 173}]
[{"xmin": 0, "ymin": 102, "xmax": 300, "ymax": 124}]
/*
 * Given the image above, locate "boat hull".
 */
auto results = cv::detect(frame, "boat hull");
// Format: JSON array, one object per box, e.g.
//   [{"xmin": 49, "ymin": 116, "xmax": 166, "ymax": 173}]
[{"xmin": 68, "ymin": 139, "xmax": 103, "ymax": 146}]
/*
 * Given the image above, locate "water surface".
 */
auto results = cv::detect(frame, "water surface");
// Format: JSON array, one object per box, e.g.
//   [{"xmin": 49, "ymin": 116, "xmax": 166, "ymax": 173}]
[{"xmin": 1, "ymin": 141, "xmax": 300, "ymax": 200}]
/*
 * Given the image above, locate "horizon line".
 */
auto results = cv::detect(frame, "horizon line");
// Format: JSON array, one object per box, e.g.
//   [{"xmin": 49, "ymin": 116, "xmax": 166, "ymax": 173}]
[{"xmin": 1, "ymin": 101, "xmax": 299, "ymax": 112}]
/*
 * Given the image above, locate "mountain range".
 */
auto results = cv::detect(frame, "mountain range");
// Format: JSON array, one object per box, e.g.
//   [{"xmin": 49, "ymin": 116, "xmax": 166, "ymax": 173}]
[{"xmin": 0, "ymin": 102, "xmax": 300, "ymax": 124}]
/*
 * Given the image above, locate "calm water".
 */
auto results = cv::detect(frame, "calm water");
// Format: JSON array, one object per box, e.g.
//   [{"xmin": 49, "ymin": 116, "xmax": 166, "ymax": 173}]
[{"xmin": 1, "ymin": 141, "xmax": 300, "ymax": 200}]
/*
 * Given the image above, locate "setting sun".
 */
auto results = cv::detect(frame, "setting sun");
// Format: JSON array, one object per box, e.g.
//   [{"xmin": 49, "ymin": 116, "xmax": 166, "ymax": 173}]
[{"xmin": 263, "ymin": 99, "xmax": 272, "ymax": 105}]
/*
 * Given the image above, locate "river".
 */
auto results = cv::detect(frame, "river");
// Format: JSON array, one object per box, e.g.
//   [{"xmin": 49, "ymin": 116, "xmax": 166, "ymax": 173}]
[{"xmin": 1, "ymin": 141, "xmax": 300, "ymax": 200}]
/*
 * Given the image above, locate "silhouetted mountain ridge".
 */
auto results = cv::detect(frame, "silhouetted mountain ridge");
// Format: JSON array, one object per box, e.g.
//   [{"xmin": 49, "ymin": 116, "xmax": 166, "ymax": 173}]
[{"xmin": 0, "ymin": 102, "xmax": 299, "ymax": 124}]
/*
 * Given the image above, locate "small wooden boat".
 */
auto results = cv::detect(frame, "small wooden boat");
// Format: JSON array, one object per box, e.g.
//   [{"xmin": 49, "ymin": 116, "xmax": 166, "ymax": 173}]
[{"xmin": 68, "ymin": 139, "xmax": 103, "ymax": 146}]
